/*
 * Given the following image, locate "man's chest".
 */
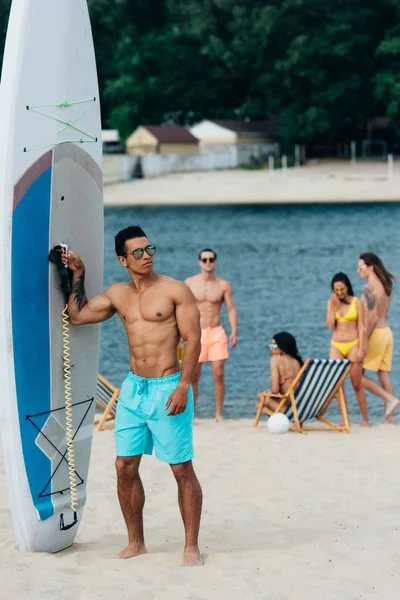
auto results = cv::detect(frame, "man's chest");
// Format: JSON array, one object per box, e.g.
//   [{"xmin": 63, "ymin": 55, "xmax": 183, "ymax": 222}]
[
  {"xmin": 192, "ymin": 281, "xmax": 224, "ymax": 304},
  {"xmin": 115, "ymin": 289, "xmax": 175, "ymax": 324}
]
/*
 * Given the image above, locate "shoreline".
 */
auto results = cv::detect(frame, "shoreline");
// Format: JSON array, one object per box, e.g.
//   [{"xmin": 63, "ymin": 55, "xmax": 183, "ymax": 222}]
[{"xmin": 103, "ymin": 160, "xmax": 400, "ymax": 206}]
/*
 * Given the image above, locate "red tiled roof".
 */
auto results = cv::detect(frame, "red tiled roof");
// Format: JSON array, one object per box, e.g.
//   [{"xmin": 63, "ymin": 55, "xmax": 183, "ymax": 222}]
[
  {"xmin": 212, "ymin": 120, "xmax": 276, "ymax": 135},
  {"xmin": 144, "ymin": 126, "xmax": 198, "ymax": 144}
]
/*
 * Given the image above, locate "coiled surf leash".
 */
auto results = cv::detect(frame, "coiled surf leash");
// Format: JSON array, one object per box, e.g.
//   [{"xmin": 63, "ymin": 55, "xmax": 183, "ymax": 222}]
[{"xmin": 48, "ymin": 244, "xmax": 78, "ymax": 531}]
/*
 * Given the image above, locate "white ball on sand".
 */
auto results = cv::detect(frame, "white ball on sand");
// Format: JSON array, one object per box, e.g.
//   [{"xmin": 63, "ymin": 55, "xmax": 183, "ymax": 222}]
[{"xmin": 267, "ymin": 413, "xmax": 290, "ymax": 434}]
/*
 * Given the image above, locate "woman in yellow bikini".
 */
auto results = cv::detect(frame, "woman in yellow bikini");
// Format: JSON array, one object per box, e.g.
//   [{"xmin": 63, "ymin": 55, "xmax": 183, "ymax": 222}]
[{"xmin": 326, "ymin": 272, "xmax": 368, "ymax": 426}]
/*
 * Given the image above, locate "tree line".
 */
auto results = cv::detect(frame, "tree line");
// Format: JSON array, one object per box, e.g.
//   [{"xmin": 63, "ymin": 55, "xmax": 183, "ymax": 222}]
[{"xmin": 1, "ymin": 0, "xmax": 400, "ymax": 144}]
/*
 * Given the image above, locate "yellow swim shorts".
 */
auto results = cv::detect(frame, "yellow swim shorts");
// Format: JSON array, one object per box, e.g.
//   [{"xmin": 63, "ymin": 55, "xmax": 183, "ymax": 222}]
[{"xmin": 364, "ymin": 327, "xmax": 393, "ymax": 372}]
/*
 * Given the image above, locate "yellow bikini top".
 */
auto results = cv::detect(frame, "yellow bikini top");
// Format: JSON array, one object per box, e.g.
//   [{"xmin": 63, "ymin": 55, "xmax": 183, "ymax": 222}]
[{"xmin": 335, "ymin": 297, "xmax": 358, "ymax": 322}]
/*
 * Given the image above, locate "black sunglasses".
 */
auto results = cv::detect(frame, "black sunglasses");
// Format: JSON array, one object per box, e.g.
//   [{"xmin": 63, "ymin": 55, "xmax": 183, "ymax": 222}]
[
  {"xmin": 201, "ymin": 257, "xmax": 215, "ymax": 263},
  {"xmin": 126, "ymin": 245, "xmax": 156, "ymax": 260}
]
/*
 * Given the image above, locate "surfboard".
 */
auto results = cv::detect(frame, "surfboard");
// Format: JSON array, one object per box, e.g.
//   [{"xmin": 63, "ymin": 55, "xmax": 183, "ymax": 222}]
[{"xmin": 0, "ymin": 0, "xmax": 103, "ymax": 552}]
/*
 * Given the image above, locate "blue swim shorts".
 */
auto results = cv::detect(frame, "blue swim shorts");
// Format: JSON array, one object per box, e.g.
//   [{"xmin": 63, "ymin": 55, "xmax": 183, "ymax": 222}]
[{"xmin": 114, "ymin": 371, "xmax": 194, "ymax": 464}]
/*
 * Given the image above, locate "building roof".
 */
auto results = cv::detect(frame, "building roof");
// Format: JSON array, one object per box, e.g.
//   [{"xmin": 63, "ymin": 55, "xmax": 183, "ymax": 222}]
[
  {"xmin": 144, "ymin": 125, "xmax": 198, "ymax": 144},
  {"xmin": 189, "ymin": 120, "xmax": 237, "ymax": 141},
  {"xmin": 212, "ymin": 120, "xmax": 276, "ymax": 135},
  {"xmin": 102, "ymin": 129, "xmax": 120, "ymax": 143}
]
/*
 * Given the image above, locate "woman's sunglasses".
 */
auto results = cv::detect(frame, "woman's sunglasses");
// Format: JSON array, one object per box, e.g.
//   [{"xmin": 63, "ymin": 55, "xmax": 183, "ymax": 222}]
[
  {"xmin": 201, "ymin": 257, "xmax": 215, "ymax": 263},
  {"xmin": 269, "ymin": 343, "xmax": 278, "ymax": 350},
  {"xmin": 126, "ymin": 245, "xmax": 156, "ymax": 260}
]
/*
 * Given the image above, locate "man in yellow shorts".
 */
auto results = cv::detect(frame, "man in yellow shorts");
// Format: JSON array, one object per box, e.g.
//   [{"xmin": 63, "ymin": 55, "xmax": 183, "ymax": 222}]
[
  {"xmin": 363, "ymin": 328, "xmax": 393, "ymax": 373},
  {"xmin": 358, "ymin": 252, "xmax": 400, "ymax": 422},
  {"xmin": 185, "ymin": 249, "xmax": 238, "ymax": 421}
]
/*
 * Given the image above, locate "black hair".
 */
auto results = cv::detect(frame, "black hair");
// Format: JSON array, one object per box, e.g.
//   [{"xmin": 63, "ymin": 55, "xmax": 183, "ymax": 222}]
[
  {"xmin": 115, "ymin": 225, "xmax": 147, "ymax": 257},
  {"xmin": 273, "ymin": 332, "xmax": 303, "ymax": 366},
  {"xmin": 359, "ymin": 252, "xmax": 395, "ymax": 296},
  {"xmin": 331, "ymin": 272, "xmax": 354, "ymax": 297},
  {"xmin": 198, "ymin": 248, "xmax": 217, "ymax": 260}
]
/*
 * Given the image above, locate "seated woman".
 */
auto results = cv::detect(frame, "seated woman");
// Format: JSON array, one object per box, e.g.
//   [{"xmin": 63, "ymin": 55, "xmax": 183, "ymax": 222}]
[
  {"xmin": 262, "ymin": 332, "xmax": 303, "ymax": 412},
  {"xmin": 326, "ymin": 272, "xmax": 368, "ymax": 426}
]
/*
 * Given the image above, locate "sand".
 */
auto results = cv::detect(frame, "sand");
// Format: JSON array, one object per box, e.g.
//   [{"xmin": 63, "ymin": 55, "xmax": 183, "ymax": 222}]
[
  {"xmin": 103, "ymin": 160, "xmax": 400, "ymax": 206},
  {"xmin": 1, "ymin": 419, "xmax": 399, "ymax": 600}
]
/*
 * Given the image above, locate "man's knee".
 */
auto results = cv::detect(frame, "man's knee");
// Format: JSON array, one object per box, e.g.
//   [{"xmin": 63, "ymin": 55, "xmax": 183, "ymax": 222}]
[
  {"xmin": 378, "ymin": 370, "xmax": 390, "ymax": 382},
  {"xmin": 115, "ymin": 456, "xmax": 140, "ymax": 480},
  {"xmin": 170, "ymin": 460, "xmax": 194, "ymax": 482},
  {"xmin": 212, "ymin": 366, "xmax": 224, "ymax": 384}
]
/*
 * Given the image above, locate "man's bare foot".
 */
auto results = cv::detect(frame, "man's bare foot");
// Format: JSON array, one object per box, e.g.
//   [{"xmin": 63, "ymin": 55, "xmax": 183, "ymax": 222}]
[
  {"xmin": 361, "ymin": 419, "xmax": 369, "ymax": 427},
  {"xmin": 117, "ymin": 543, "xmax": 148, "ymax": 559},
  {"xmin": 385, "ymin": 397, "xmax": 400, "ymax": 422},
  {"xmin": 182, "ymin": 546, "xmax": 203, "ymax": 567},
  {"xmin": 215, "ymin": 414, "xmax": 224, "ymax": 422},
  {"xmin": 384, "ymin": 401, "xmax": 394, "ymax": 423}
]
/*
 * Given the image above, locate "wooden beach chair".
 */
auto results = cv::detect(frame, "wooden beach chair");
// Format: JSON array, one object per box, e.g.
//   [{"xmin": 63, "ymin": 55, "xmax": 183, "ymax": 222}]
[
  {"xmin": 254, "ymin": 358, "xmax": 351, "ymax": 433},
  {"xmin": 94, "ymin": 373, "xmax": 120, "ymax": 432}
]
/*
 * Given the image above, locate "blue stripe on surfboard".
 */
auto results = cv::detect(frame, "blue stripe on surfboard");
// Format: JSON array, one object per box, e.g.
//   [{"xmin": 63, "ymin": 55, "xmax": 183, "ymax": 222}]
[{"xmin": 12, "ymin": 166, "xmax": 53, "ymax": 520}]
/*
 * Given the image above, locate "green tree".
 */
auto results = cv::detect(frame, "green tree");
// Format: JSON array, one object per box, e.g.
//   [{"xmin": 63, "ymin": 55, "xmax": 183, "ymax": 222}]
[
  {"xmin": 374, "ymin": 16, "xmax": 400, "ymax": 122},
  {"xmin": 170, "ymin": 0, "xmax": 396, "ymax": 143},
  {"xmin": 1, "ymin": 0, "xmax": 399, "ymax": 144}
]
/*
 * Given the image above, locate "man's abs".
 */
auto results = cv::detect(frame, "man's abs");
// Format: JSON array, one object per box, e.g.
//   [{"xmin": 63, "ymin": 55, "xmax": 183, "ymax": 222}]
[
  {"xmin": 126, "ymin": 321, "xmax": 181, "ymax": 378},
  {"xmin": 119, "ymin": 309, "xmax": 181, "ymax": 379},
  {"xmin": 196, "ymin": 300, "xmax": 223, "ymax": 329}
]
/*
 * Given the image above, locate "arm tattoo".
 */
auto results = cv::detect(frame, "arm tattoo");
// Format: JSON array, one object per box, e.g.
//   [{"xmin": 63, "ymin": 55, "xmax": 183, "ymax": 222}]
[
  {"xmin": 363, "ymin": 285, "xmax": 376, "ymax": 310},
  {"xmin": 73, "ymin": 273, "xmax": 86, "ymax": 311}
]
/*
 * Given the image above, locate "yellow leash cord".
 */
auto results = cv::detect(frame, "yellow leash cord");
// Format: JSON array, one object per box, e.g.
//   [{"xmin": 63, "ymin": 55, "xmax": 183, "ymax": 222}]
[
  {"xmin": 62, "ymin": 305, "xmax": 78, "ymax": 511},
  {"xmin": 59, "ymin": 304, "xmax": 78, "ymax": 530}
]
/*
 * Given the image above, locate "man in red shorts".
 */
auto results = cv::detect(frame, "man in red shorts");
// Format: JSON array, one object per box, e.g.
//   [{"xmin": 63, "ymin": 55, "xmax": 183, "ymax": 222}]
[{"xmin": 185, "ymin": 249, "xmax": 238, "ymax": 421}]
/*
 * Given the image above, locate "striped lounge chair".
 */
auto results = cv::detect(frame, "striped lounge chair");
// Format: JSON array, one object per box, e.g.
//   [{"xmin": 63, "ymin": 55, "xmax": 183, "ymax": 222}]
[
  {"xmin": 94, "ymin": 373, "xmax": 120, "ymax": 432},
  {"xmin": 254, "ymin": 359, "xmax": 351, "ymax": 433}
]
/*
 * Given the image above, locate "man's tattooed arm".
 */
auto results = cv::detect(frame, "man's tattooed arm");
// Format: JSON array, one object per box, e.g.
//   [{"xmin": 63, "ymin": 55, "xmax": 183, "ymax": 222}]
[
  {"xmin": 363, "ymin": 284, "xmax": 376, "ymax": 310},
  {"xmin": 67, "ymin": 268, "xmax": 88, "ymax": 322},
  {"xmin": 66, "ymin": 252, "xmax": 115, "ymax": 325},
  {"xmin": 72, "ymin": 272, "xmax": 88, "ymax": 311},
  {"xmin": 362, "ymin": 283, "xmax": 378, "ymax": 338}
]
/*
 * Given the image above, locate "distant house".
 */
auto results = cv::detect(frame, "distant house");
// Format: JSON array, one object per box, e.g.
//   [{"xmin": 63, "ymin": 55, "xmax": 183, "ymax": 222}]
[
  {"xmin": 189, "ymin": 119, "xmax": 276, "ymax": 151},
  {"xmin": 126, "ymin": 125, "xmax": 199, "ymax": 156},
  {"xmin": 101, "ymin": 129, "xmax": 122, "ymax": 153}
]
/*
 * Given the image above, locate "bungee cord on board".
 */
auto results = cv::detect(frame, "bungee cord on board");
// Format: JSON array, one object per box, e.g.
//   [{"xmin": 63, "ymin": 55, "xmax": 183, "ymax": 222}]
[
  {"xmin": 49, "ymin": 244, "xmax": 78, "ymax": 531},
  {"xmin": 24, "ymin": 97, "xmax": 98, "ymax": 152}
]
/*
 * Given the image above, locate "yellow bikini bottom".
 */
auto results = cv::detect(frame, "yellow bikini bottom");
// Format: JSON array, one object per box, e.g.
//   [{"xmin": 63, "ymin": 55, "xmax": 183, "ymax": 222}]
[{"xmin": 331, "ymin": 338, "xmax": 359, "ymax": 358}]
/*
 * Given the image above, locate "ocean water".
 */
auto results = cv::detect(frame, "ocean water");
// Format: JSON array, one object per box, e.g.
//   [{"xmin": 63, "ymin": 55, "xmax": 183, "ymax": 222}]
[{"xmin": 99, "ymin": 202, "xmax": 400, "ymax": 423}]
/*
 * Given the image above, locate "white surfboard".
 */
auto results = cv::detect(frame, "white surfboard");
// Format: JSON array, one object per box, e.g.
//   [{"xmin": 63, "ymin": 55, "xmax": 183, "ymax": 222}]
[{"xmin": 0, "ymin": 0, "xmax": 103, "ymax": 552}]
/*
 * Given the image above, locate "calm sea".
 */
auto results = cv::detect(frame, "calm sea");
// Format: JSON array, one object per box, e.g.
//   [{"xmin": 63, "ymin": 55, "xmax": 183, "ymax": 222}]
[{"xmin": 99, "ymin": 203, "xmax": 400, "ymax": 423}]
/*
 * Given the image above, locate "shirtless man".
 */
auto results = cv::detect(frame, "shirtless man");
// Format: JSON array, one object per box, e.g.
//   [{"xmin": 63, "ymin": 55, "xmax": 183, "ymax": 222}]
[
  {"xmin": 63, "ymin": 225, "xmax": 203, "ymax": 566},
  {"xmin": 185, "ymin": 249, "xmax": 237, "ymax": 421},
  {"xmin": 358, "ymin": 252, "xmax": 400, "ymax": 423}
]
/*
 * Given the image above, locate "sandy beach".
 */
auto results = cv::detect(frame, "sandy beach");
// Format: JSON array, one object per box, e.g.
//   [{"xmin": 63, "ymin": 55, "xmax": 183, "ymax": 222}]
[
  {"xmin": 104, "ymin": 160, "xmax": 400, "ymax": 206},
  {"xmin": 1, "ymin": 420, "xmax": 399, "ymax": 600}
]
